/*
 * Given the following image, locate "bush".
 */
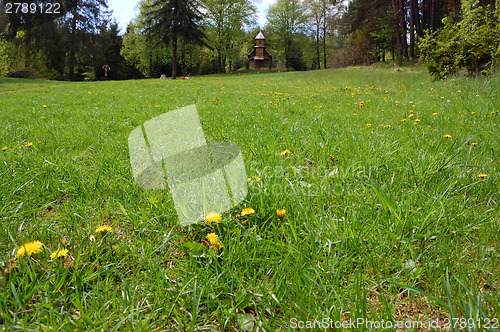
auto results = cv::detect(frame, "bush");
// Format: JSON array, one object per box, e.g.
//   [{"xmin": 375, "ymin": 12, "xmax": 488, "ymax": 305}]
[{"xmin": 419, "ymin": 0, "xmax": 497, "ymax": 79}]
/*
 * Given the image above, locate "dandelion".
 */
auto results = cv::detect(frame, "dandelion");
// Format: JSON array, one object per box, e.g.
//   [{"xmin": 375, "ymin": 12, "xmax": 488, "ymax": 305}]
[
  {"xmin": 471, "ymin": 142, "xmax": 478, "ymax": 146},
  {"xmin": 443, "ymin": 134, "xmax": 452, "ymax": 139},
  {"xmin": 204, "ymin": 211, "xmax": 222, "ymax": 224},
  {"xmin": 276, "ymin": 209, "xmax": 286, "ymax": 218},
  {"xmin": 366, "ymin": 123, "xmax": 371, "ymax": 127},
  {"xmin": 255, "ymin": 177, "xmax": 261, "ymax": 182},
  {"xmin": 25, "ymin": 142, "xmax": 33, "ymax": 147},
  {"xmin": 414, "ymin": 119, "xmax": 420, "ymax": 122},
  {"xmin": 241, "ymin": 207, "xmax": 255, "ymax": 216},
  {"xmin": 1, "ymin": 147, "xmax": 7, "ymax": 151},
  {"xmin": 206, "ymin": 233, "xmax": 223, "ymax": 249},
  {"xmin": 400, "ymin": 119, "xmax": 407, "ymax": 123},
  {"xmin": 433, "ymin": 113, "xmax": 437, "ymax": 115},
  {"xmin": 385, "ymin": 125, "xmax": 392, "ymax": 128},
  {"xmin": 95, "ymin": 225, "xmax": 113, "ymax": 233},
  {"xmin": 280, "ymin": 149, "xmax": 290, "ymax": 156},
  {"xmin": 409, "ymin": 114, "xmax": 414, "ymax": 118},
  {"xmin": 478, "ymin": 173, "xmax": 488, "ymax": 179},
  {"xmin": 50, "ymin": 249, "xmax": 69, "ymax": 259},
  {"xmin": 16, "ymin": 240, "xmax": 43, "ymax": 258},
  {"xmin": 43, "ymin": 105, "xmax": 47, "ymax": 108}
]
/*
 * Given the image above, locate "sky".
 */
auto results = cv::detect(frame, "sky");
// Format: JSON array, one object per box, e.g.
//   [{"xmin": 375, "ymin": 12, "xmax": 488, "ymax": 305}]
[{"xmin": 107, "ymin": 0, "xmax": 277, "ymax": 33}]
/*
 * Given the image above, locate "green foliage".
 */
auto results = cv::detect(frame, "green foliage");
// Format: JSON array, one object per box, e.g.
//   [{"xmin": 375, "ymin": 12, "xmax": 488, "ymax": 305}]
[
  {"xmin": 419, "ymin": 0, "xmax": 498, "ymax": 79},
  {"xmin": 203, "ymin": 0, "xmax": 256, "ymax": 72},
  {"xmin": 267, "ymin": 0, "xmax": 307, "ymax": 70},
  {"xmin": 0, "ymin": 35, "xmax": 9, "ymax": 76}
]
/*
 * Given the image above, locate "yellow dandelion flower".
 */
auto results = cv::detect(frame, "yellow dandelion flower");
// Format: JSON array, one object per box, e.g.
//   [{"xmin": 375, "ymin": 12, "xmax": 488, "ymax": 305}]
[
  {"xmin": 443, "ymin": 134, "xmax": 452, "ymax": 138},
  {"xmin": 385, "ymin": 125, "xmax": 392, "ymax": 128},
  {"xmin": 43, "ymin": 105, "xmax": 47, "ymax": 108},
  {"xmin": 276, "ymin": 209, "xmax": 286, "ymax": 217},
  {"xmin": 50, "ymin": 248, "xmax": 69, "ymax": 259},
  {"xmin": 400, "ymin": 119, "xmax": 407, "ymax": 123},
  {"xmin": 204, "ymin": 211, "xmax": 222, "ymax": 224},
  {"xmin": 248, "ymin": 177, "xmax": 253, "ymax": 182},
  {"xmin": 95, "ymin": 225, "xmax": 113, "ymax": 233},
  {"xmin": 206, "ymin": 232, "xmax": 219, "ymax": 243},
  {"xmin": 409, "ymin": 114, "xmax": 414, "ymax": 118},
  {"xmin": 478, "ymin": 173, "xmax": 488, "ymax": 179},
  {"xmin": 25, "ymin": 142, "xmax": 33, "ymax": 147},
  {"xmin": 16, "ymin": 240, "xmax": 43, "ymax": 258},
  {"xmin": 241, "ymin": 207, "xmax": 255, "ymax": 216},
  {"xmin": 366, "ymin": 123, "xmax": 372, "ymax": 127},
  {"xmin": 255, "ymin": 177, "xmax": 261, "ymax": 182},
  {"xmin": 471, "ymin": 142, "xmax": 478, "ymax": 146},
  {"xmin": 414, "ymin": 119, "xmax": 420, "ymax": 122},
  {"xmin": 1, "ymin": 147, "xmax": 7, "ymax": 151},
  {"xmin": 206, "ymin": 232, "xmax": 223, "ymax": 249},
  {"xmin": 471, "ymin": 112, "xmax": 475, "ymax": 114},
  {"xmin": 280, "ymin": 149, "xmax": 290, "ymax": 156}
]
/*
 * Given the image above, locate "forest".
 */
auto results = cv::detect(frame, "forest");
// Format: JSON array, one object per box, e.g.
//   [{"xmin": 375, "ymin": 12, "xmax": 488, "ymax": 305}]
[{"xmin": 0, "ymin": 0, "xmax": 499, "ymax": 80}]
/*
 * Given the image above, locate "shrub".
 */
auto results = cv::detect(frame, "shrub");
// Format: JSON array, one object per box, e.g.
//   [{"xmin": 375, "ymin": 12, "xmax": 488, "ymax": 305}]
[{"xmin": 419, "ymin": 0, "xmax": 497, "ymax": 79}]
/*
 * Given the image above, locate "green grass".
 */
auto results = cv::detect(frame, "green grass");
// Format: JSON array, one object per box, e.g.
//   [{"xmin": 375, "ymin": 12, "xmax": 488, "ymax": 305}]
[{"xmin": 1, "ymin": 67, "xmax": 499, "ymax": 330}]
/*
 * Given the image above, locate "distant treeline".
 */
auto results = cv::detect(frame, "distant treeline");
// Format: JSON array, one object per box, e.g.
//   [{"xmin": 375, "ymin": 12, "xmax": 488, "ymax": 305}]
[{"xmin": 0, "ymin": 0, "xmax": 498, "ymax": 80}]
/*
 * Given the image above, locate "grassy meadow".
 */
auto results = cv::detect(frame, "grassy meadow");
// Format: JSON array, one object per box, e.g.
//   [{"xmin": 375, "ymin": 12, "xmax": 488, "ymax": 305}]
[{"xmin": 0, "ymin": 66, "xmax": 499, "ymax": 330}]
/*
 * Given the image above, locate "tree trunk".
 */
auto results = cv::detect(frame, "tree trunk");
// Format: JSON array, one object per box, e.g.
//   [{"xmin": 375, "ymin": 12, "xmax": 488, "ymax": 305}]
[
  {"xmin": 316, "ymin": 31, "xmax": 321, "ymax": 69},
  {"xmin": 399, "ymin": 0, "xmax": 408, "ymax": 60},
  {"xmin": 409, "ymin": 0, "xmax": 416, "ymax": 59},
  {"xmin": 415, "ymin": 0, "xmax": 423, "ymax": 37},
  {"xmin": 148, "ymin": 37, "xmax": 153, "ymax": 78},
  {"xmin": 322, "ymin": 12, "xmax": 327, "ymax": 69},
  {"xmin": 171, "ymin": 34, "xmax": 177, "ymax": 79},
  {"xmin": 68, "ymin": 10, "xmax": 77, "ymax": 81},
  {"xmin": 431, "ymin": 0, "xmax": 436, "ymax": 30},
  {"xmin": 181, "ymin": 39, "xmax": 186, "ymax": 76},
  {"xmin": 392, "ymin": 0, "xmax": 403, "ymax": 65}
]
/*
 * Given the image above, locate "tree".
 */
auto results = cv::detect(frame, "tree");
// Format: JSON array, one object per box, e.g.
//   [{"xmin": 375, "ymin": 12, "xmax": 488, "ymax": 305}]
[
  {"xmin": 62, "ymin": 0, "xmax": 110, "ymax": 80},
  {"xmin": 146, "ymin": 0, "xmax": 206, "ymax": 79},
  {"xmin": 203, "ymin": 0, "xmax": 256, "ymax": 72},
  {"xmin": 337, "ymin": 0, "xmax": 392, "ymax": 65},
  {"xmin": 419, "ymin": 0, "xmax": 499, "ymax": 78},
  {"xmin": 303, "ymin": 0, "xmax": 337, "ymax": 69},
  {"xmin": 2, "ymin": 0, "xmax": 67, "ymax": 78},
  {"xmin": 267, "ymin": 0, "xmax": 307, "ymax": 70},
  {"xmin": 121, "ymin": 0, "xmax": 168, "ymax": 78}
]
